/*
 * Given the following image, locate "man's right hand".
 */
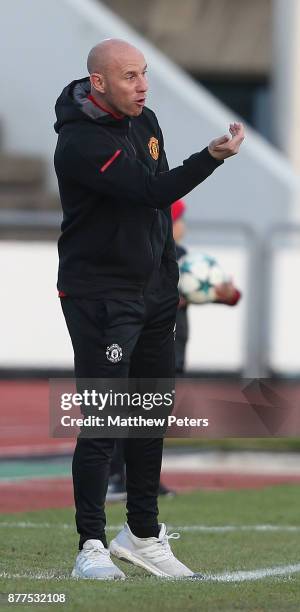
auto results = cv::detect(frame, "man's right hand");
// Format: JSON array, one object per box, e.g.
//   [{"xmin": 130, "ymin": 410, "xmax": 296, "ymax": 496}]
[{"xmin": 208, "ymin": 122, "xmax": 245, "ymax": 161}]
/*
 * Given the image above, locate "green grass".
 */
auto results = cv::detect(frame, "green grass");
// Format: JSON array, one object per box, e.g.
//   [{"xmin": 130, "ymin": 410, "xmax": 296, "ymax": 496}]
[
  {"xmin": 1, "ymin": 487, "xmax": 300, "ymax": 611},
  {"xmin": 165, "ymin": 438, "xmax": 300, "ymax": 452}
]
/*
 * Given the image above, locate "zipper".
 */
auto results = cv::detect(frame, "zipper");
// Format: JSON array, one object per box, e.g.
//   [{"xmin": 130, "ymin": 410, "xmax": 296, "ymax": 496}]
[
  {"xmin": 141, "ymin": 210, "xmax": 158, "ymax": 295},
  {"xmin": 126, "ymin": 120, "xmax": 136, "ymax": 156},
  {"xmin": 126, "ymin": 122, "xmax": 158, "ymax": 291},
  {"xmin": 149, "ymin": 208, "xmax": 158, "ymax": 267},
  {"xmin": 125, "ymin": 135, "xmax": 136, "ymax": 157}
]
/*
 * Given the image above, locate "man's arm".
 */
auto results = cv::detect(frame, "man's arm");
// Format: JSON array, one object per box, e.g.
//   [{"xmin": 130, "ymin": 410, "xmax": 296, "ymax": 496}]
[
  {"xmin": 57, "ymin": 127, "xmax": 224, "ymax": 211},
  {"xmin": 156, "ymin": 122, "xmax": 245, "ymax": 280}
]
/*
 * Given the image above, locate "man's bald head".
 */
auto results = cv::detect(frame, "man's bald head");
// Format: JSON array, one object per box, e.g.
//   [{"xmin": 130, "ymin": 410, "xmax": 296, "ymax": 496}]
[
  {"xmin": 86, "ymin": 38, "xmax": 148, "ymax": 118},
  {"xmin": 87, "ymin": 39, "xmax": 143, "ymax": 75}
]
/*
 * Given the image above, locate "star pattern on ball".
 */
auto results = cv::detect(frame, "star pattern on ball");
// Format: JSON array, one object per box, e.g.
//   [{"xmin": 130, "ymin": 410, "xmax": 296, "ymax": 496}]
[
  {"xmin": 180, "ymin": 260, "xmax": 192, "ymax": 274},
  {"xmin": 202, "ymin": 255, "xmax": 216, "ymax": 267},
  {"xmin": 199, "ymin": 279, "xmax": 214, "ymax": 294}
]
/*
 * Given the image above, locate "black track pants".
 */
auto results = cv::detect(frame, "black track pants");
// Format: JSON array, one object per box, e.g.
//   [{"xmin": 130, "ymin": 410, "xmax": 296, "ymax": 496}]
[{"xmin": 61, "ymin": 270, "xmax": 178, "ymax": 547}]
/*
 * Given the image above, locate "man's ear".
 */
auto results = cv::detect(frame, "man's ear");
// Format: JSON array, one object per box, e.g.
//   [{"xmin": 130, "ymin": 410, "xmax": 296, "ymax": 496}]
[{"xmin": 90, "ymin": 73, "xmax": 106, "ymax": 94}]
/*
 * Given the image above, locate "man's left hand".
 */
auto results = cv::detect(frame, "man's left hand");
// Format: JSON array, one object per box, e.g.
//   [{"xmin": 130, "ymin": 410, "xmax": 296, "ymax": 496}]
[{"xmin": 208, "ymin": 122, "xmax": 245, "ymax": 161}]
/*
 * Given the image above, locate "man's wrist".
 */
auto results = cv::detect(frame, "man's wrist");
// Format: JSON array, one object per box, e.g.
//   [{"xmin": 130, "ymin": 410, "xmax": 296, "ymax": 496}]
[
  {"xmin": 204, "ymin": 146, "xmax": 224, "ymax": 167},
  {"xmin": 208, "ymin": 146, "xmax": 222, "ymax": 162}
]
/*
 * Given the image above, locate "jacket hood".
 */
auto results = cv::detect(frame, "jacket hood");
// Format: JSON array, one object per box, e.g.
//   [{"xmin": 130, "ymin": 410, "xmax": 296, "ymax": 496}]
[{"xmin": 54, "ymin": 77, "xmax": 129, "ymax": 133}]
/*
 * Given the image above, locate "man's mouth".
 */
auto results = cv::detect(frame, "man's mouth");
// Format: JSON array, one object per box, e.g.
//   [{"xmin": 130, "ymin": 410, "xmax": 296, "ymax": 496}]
[{"xmin": 135, "ymin": 98, "xmax": 146, "ymax": 106}]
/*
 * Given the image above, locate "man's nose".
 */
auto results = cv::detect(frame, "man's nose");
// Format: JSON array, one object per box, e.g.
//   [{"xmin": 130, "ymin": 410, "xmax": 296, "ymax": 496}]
[{"xmin": 137, "ymin": 74, "xmax": 148, "ymax": 92}]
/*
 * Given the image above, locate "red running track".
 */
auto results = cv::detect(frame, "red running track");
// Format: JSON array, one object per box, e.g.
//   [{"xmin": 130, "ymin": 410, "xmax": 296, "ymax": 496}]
[
  {"xmin": 2, "ymin": 472, "xmax": 300, "ymax": 513},
  {"xmin": 2, "ymin": 380, "xmax": 300, "ymax": 513},
  {"xmin": 0, "ymin": 380, "xmax": 75, "ymax": 457}
]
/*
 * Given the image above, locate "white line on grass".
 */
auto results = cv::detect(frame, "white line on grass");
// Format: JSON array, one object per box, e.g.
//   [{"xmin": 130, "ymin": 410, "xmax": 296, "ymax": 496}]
[
  {"xmin": 209, "ymin": 563, "xmax": 300, "ymax": 582},
  {"xmin": 1, "ymin": 522, "xmax": 300, "ymax": 533},
  {"xmin": 174, "ymin": 525, "xmax": 300, "ymax": 533},
  {"xmin": 0, "ymin": 571, "xmax": 69, "ymax": 581},
  {"xmin": 2, "ymin": 563, "xmax": 300, "ymax": 583},
  {"xmin": 0, "ymin": 521, "xmax": 81, "ymax": 530}
]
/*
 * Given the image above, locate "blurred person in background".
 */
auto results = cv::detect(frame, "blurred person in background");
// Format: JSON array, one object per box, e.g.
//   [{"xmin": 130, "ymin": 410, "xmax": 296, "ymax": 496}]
[
  {"xmin": 107, "ymin": 199, "xmax": 242, "ymax": 501},
  {"xmin": 171, "ymin": 199, "xmax": 242, "ymax": 374},
  {"xmin": 54, "ymin": 38, "xmax": 244, "ymax": 580}
]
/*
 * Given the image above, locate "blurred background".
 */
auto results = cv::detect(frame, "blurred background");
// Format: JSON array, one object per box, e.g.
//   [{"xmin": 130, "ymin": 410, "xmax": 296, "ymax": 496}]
[{"xmin": 1, "ymin": 0, "xmax": 300, "ymax": 512}]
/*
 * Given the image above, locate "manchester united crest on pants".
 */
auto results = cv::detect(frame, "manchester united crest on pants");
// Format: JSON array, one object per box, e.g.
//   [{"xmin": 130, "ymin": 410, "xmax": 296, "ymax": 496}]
[{"xmin": 106, "ymin": 343, "xmax": 123, "ymax": 363}]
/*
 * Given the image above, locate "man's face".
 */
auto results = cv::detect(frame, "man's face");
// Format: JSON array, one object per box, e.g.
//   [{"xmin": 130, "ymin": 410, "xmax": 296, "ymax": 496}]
[{"xmin": 92, "ymin": 49, "xmax": 148, "ymax": 117}]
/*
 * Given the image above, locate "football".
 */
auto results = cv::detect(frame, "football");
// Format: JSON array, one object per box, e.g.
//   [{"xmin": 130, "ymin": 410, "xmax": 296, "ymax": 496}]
[{"xmin": 178, "ymin": 251, "xmax": 230, "ymax": 304}]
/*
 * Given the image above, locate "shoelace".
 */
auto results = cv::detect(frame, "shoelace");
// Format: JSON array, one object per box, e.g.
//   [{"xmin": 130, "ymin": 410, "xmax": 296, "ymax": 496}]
[
  {"xmin": 142, "ymin": 532, "xmax": 180, "ymax": 563},
  {"xmin": 80, "ymin": 546, "xmax": 113, "ymax": 568}
]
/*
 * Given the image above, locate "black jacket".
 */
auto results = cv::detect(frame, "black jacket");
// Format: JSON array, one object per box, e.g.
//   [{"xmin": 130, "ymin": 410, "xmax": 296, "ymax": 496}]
[{"xmin": 54, "ymin": 77, "xmax": 223, "ymax": 297}]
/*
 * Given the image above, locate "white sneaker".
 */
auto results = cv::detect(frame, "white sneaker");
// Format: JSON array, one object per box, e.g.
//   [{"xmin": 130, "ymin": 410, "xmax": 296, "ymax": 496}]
[
  {"xmin": 110, "ymin": 523, "xmax": 200, "ymax": 578},
  {"xmin": 71, "ymin": 539, "xmax": 125, "ymax": 580}
]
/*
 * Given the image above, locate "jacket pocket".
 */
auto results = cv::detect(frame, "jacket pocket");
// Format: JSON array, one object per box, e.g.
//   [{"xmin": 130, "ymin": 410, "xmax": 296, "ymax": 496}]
[{"xmin": 108, "ymin": 222, "xmax": 154, "ymax": 279}]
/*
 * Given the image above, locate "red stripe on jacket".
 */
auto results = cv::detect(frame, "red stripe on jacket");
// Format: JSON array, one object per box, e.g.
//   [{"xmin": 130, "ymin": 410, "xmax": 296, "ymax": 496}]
[{"xmin": 100, "ymin": 149, "xmax": 122, "ymax": 173}]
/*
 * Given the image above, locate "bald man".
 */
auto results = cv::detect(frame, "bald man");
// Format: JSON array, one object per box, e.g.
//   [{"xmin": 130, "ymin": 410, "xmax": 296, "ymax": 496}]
[{"xmin": 54, "ymin": 39, "xmax": 244, "ymax": 580}]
